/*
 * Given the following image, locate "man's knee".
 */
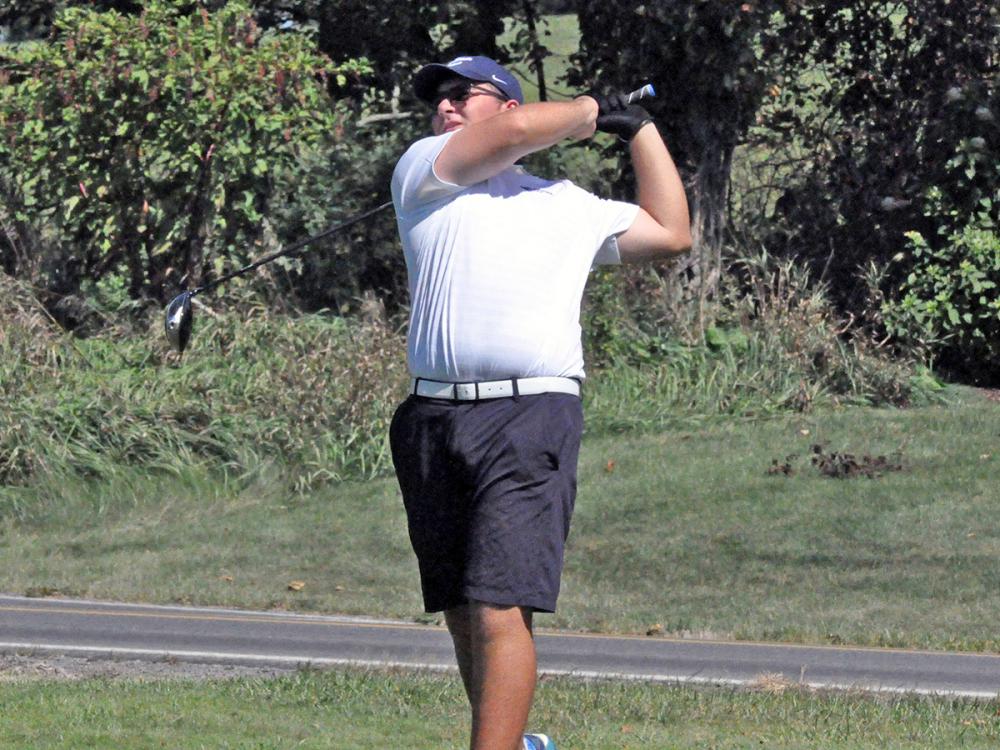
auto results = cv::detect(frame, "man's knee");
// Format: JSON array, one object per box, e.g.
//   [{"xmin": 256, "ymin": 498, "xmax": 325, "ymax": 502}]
[{"xmin": 468, "ymin": 601, "xmax": 533, "ymax": 641}]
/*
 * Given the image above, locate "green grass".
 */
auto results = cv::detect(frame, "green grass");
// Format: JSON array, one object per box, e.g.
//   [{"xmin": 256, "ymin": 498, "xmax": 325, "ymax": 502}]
[
  {"xmin": 3, "ymin": 393, "xmax": 998, "ymax": 651},
  {"xmin": 0, "ymin": 668, "xmax": 998, "ymax": 749},
  {"xmin": 562, "ymin": 395, "xmax": 1000, "ymax": 650}
]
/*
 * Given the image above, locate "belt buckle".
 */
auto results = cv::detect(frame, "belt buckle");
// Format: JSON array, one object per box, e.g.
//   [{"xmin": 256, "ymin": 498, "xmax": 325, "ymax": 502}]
[{"xmin": 454, "ymin": 382, "xmax": 477, "ymax": 400}]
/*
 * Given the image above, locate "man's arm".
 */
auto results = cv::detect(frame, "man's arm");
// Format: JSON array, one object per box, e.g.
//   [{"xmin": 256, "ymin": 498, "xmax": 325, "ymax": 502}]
[
  {"xmin": 616, "ymin": 123, "xmax": 692, "ymax": 262},
  {"xmin": 435, "ymin": 99, "xmax": 598, "ymax": 186}
]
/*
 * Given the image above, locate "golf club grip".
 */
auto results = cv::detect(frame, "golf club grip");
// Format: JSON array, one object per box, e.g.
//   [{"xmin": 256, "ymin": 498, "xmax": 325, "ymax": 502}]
[{"xmin": 626, "ymin": 83, "xmax": 656, "ymax": 104}]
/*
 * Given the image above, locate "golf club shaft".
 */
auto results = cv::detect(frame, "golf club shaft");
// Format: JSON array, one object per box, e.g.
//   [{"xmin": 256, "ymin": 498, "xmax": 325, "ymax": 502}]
[{"xmin": 192, "ymin": 200, "xmax": 394, "ymax": 296}]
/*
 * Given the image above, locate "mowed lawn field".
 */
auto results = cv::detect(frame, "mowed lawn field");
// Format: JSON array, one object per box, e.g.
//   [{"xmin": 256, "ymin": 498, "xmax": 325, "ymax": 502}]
[
  {"xmin": 2, "ymin": 391, "xmax": 998, "ymax": 653},
  {"xmin": 2, "ymin": 667, "xmax": 999, "ymax": 750},
  {"xmin": 3, "ymin": 390, "xmax": 1000, "ymax": 743}
]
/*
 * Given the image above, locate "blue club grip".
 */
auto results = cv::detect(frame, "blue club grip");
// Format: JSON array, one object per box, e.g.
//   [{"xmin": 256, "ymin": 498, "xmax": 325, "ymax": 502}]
[{"xmin": 626, "ymin": 83, "xmax": 656, "ymax": 104}]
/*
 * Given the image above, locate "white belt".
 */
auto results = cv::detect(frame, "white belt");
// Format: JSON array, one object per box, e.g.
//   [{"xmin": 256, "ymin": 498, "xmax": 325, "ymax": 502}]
[{"xmin": 412, "ymin": 376, "xmax": 580, "ymax": 401}]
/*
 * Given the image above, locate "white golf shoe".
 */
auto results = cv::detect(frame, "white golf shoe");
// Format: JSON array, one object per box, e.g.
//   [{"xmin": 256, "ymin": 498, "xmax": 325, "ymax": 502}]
[{"xmin": 523, "ymin": 733, "xmax": 556, "ymax": 750}]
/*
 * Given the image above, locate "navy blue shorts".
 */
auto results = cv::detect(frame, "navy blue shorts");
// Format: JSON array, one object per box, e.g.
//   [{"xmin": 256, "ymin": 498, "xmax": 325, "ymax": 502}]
[{"xmin": 389, "ymin": 392, "xmax": 584, "ymax": 613}]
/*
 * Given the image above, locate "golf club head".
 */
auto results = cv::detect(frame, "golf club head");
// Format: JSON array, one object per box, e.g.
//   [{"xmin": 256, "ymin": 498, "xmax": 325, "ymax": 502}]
[{"xmin": 164, "ymin": 291, "xmax": 194, "ymax": 354}]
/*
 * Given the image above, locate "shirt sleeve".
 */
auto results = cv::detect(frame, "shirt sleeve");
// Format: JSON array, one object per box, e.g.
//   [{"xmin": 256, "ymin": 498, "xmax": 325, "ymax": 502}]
[
  {"xmin": 590, "ymin": 196, "xmax": 641, "ymax": 266},
  {"xmin": 391, "ymin": 132, "xmax": 464, "ymax": 216}
]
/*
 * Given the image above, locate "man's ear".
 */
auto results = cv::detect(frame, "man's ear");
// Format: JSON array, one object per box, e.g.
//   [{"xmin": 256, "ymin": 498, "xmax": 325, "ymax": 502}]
[{"xmin": 503, "ymin": 100, "xmax": 519, "ymax": 111}]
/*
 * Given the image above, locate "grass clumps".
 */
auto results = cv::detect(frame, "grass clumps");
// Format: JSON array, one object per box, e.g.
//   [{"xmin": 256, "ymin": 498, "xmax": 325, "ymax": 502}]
[
  {"xmin": 3, "ymin": 251, "xmax": 937, "ymax": 495},
  {"xmin": 1, "ymin": 273, "xmax": 408, "ymax": 494},
  {"xmin": 583, "ymin": 253, "xmax": 931, "ymax": 434}
]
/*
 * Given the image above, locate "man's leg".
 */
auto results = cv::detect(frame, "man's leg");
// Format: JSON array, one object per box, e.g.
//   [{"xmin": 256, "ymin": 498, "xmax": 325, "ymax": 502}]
[
  {"xmin": 445, "ymin": 601, "xmax": 536, "ymax": 750},
  {"xmin": 444, "ymin": 604, "xmax": 475, "ymax": 701}
]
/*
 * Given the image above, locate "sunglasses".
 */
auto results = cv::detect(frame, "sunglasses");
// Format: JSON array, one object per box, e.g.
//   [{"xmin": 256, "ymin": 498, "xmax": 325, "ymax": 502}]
[{"xmin": 428, "ymin": 80, "xmax": 509, "ymax": 109}]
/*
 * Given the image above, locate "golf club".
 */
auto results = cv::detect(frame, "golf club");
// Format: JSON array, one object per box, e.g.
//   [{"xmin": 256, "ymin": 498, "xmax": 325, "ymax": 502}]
[{"xmin": 164, "ymin": 200, "xmax": 392, "ymax": 353}]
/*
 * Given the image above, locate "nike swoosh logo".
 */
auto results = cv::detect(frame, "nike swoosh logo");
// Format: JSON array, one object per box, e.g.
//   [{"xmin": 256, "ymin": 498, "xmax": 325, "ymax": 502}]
[{"xmin": 492, "ymin": 74, "xmax": 508, "ymax": 85}]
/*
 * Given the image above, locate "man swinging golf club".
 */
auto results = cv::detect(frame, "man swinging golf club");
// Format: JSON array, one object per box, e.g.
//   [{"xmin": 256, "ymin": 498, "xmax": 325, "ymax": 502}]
[{"xmin": 389, "ymin": 55, "xmax": 690, "ymax": 750}]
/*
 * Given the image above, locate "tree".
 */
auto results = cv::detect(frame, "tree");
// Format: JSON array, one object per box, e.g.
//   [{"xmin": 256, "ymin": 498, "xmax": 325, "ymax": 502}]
[
  {"xmin": 0, "ymin": 0, "xmax": 369, "ymax": 315},
  {"xmin": 0, "ymin": 0, "xmax": 141, "ymax": 41},
  {"xmin": 251, "ymin": 1, "xmax": 519, "ymax": 102},
  {"xmin": 762, "ymin": 1, "xmax": 999, "ymax": 312},
  {"xmin": 570, "ymin": 0, "xmax": 787, "ymax": 332}
]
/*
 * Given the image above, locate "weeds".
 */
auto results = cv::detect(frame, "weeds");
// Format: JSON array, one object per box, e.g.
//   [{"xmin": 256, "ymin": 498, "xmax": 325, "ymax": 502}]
[
  {"xmin": 720, "ymin": 251, "xmax": 923, "ymax": 407},
  {"xmin": 1, "ymin": 274, "xmax": 408, "ymax": 494},
  {"xmin": 582, "ymin": 252, "xmax": 931, "ymax": 435},
  {"xmin": 3, "ymin": 258, "xmax": 937, "ymax": 494}
]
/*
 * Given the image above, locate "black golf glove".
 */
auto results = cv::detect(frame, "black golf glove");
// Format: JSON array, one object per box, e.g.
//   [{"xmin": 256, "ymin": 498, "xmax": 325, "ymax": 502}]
[{"xmin": 589, "ymin": 92, "xmax": 653, "ymax": 141}]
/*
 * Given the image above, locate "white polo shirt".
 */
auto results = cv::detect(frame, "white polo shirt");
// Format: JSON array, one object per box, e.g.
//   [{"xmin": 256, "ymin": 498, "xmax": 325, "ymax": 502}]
[{"xmin": 391, "ymin": 131, "xmax": 639, "ymax": 382}]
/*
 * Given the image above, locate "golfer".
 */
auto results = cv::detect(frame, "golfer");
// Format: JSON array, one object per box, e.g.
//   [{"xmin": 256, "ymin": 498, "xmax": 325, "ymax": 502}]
[{"xmin": 389, "ymin": 55, "xmax": 690, "ymax": 750}]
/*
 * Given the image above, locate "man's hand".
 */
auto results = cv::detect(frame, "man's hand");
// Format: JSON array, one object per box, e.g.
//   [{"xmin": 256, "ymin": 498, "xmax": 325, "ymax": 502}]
[{"xmin": 589, "ymin": 93, "xmax": 653, "ymax": 141}]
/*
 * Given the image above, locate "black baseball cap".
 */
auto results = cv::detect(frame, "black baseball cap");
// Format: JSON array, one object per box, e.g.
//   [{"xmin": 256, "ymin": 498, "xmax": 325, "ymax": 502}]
[{"xmin": 414, "ymin": 55, "xmax": 524, "ymax": 105}]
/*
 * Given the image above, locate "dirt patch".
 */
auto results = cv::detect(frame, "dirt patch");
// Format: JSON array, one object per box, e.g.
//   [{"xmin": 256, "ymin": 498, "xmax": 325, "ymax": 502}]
[{"xmin": 768, "ymin": 444, "xmax": 905, "ymax": 479}]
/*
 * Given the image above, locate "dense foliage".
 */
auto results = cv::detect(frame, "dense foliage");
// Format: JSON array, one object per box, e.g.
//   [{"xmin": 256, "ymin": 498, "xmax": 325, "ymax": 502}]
[
  {"xmin": 761, "ymin": 2, "xmax": 999, "ymax": 307},
  {"xmin": 881, "ymin": 206, "xmax": 1000, "ymax": 382},
  {"xmin": 570, "ymin": 0, "xmax": 788, "ymax": 324},
  {"xmin": 746, "ymin": 2, "xmax": 999, "ymax": 384},
  {"xmin": 2, "ymin": 0, "xmax": 998, "ymax": 383},
  {"xmin": 0, "ymin": 1, "xmax": 373, "ymax": 322},
  {"xmin": 570, "ymin": 0, "xmax": 998, "ymax": 382}
]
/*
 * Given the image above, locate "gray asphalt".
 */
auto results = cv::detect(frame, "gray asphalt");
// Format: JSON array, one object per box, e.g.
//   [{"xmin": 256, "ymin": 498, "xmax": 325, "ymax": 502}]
[{"xmin": 1, "ymin": 594, "xmax": 998, "ymax": 698}]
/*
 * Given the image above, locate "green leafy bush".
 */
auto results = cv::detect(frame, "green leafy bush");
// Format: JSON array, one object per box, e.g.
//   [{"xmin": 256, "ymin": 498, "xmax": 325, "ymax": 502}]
[
  {"xmin": 882, "ymin": 207, "xmax": 1000, "ymax": 383},
  {"xmin": 263, "ymin": 116, "xmax": 416, "ymax": 316},
  {"xmin": 0, "ymin": 0, "xmax": 369, "ymax": 312}
]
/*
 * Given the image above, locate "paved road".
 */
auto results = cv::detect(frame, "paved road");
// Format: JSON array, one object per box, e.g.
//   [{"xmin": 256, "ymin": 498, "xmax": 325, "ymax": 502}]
[{"xmin": 1, "ymin": 594, "xmax": 998, "ymax": 698}]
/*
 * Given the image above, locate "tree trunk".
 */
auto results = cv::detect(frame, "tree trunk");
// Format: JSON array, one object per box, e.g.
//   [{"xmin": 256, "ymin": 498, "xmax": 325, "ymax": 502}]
[
  {"xmin": 179, "ymin": 144, "xmax": 215, "ymax": 288},
  {"xmin": 522, "ymin": 0, "xmax": 547, "ymax": 101},
  {"xmin": 677, "ymin": 138, "xmax": 733, "ymax": 338}
]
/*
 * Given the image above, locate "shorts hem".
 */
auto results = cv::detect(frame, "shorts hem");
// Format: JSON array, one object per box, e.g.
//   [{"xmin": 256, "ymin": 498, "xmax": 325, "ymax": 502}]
[{"xmin": 423, "ymin": 586, "xmax": 557, "ymax": 614}]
